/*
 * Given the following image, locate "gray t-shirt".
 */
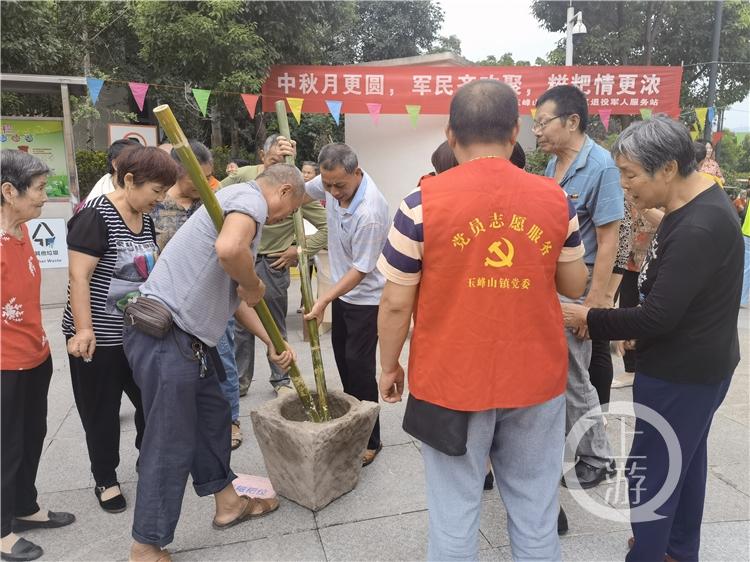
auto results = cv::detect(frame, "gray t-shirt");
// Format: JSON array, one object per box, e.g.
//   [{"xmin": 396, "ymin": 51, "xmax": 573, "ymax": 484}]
[{"xmin": 140, "ymin": 182, "xmax": 267, "ymax": 346}]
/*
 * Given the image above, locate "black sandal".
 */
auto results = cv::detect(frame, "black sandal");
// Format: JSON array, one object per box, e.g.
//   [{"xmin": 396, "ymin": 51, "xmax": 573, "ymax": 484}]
[
  {"xmin": 0, "ymin": 537, "xmax": 43, "ymax": 561},
  {"xmin": 95, "ymin": 484, "xmax": 126, "ymax": 513},
  {"xmin": 12, "ymin": 510, "xmax": 75, "ymax": 532}
]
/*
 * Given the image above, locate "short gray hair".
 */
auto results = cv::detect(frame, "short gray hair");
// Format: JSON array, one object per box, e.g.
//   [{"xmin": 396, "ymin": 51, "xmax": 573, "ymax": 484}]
[
  {"xmin": 263, "ymin": 134, "xmax": 281, "ymax": 154},
  {"xmin": 256, "ymin": 163, "xmax": 305, "ymax": 198},
  {"xmin": 1, "ymin": 150, "xmax": 50, "ymax": 204},
  {"xmin": 611, "ymin": 116, "xmax": 696, "ymax": 177},
  {"xmin": 318, "ymin": 143, "xmax": 358, "ymax": 174}
]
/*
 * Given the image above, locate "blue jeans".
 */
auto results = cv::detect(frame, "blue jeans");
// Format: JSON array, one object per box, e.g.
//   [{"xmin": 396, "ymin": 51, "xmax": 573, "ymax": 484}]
[
  {"xmin": 123, "ymin": 324, "xmax": 235, "ymax": 547},
  {"xmin": 741, "ymin": 236, "xmax": 750, "ymax": 306},
  {"xmin": 421, "ymin": 394, "xmax": 565, "ymax": 561},
  {"xmin": 627, "ymin": 372, "xmax": 732, "ymax": 562},
  {"xmin": 217, "ymin": 319, "xmax": 240, "ymax": 421}
]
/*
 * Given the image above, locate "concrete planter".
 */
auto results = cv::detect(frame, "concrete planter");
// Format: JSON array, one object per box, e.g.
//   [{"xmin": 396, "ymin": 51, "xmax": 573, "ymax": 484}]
[{"xmin": 251, "ymin": 390, "xmax": 379, "ymax": 511}]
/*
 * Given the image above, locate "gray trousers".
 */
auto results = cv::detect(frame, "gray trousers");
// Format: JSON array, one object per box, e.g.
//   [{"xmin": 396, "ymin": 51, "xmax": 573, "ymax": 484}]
[
  {"xmin": 123, "ymin": 324, "xmax": 235, "ymax": 547},
  {"xmin": 560, "ymin": 290, "xmax": 613, "ymax": 468},
  {"xmin": 422, "ymin": 394, "xmax": 566, "ymax": 561},
  {"xmin": 235, "ymin": 257, "xmax": 291, "ymax": 393}
]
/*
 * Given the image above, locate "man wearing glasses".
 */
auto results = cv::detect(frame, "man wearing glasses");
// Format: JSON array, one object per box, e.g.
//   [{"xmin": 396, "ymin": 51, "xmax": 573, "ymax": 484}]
[{"xmin": 533, "ymin": 86, "xmax": 623, "ymax": 502}]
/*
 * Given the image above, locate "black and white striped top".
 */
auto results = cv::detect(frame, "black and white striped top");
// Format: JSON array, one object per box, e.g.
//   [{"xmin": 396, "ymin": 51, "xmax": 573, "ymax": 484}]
[{"xmin": 62, "ymin": 195, "xmax": 158, "ymax": 346}]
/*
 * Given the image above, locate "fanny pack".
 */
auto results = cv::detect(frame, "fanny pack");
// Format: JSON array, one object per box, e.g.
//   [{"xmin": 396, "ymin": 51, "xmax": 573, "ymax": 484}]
[
  {"xmin": 402, "ymin": 394, "xmax": 469, "ymax": 456},
  {"xmin": 123, "ymin": 294, "xmax": 173, "ymax": 339}
]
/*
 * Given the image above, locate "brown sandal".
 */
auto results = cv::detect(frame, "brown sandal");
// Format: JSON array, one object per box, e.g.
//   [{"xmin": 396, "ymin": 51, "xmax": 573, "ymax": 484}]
[{"xmin": 212, "ymin": 496, "xmax": 279, "ymax": 530}]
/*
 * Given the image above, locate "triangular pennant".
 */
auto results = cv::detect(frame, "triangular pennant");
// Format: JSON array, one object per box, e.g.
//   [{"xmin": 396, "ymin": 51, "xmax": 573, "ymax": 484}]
[
  {"xmin": 690, "ymin": 130, "xmax": 699, "ymax": 141},
  {"xmin": 240, "ymin": 94, "xmax": 260, "ymax": 118},
  {"xmin": 86, "ymin": 77, "xmax": 104, "ymax": 105},
  {"xmin": 640, "ymin": 108, "xmax": 652, "ymax": 121},
  {"xmin": 128, "ymin": 82, "xmax": 149, "ymax": 112},
  {"xmin": 366, "ymin": 103, "xmax": 382, "ymax": 125},
  {"xmin": 192, "ymin": 88, "xmax": 211, "ymax": 117},
  {"xmin": 707, "ymin": 106, "xmax": 716, "ymax": 124},
  {"xmin": 325, "ymin": 100, "xmax": 343, "ymax": 125},
  {"xmin": 405, "ymin": 105, "xmax": 421, "ymax": 128},
  {"xmin": 695, "ymin": 107, "xmax": 708, "ymax": 131},
  {"xmin": 712, "ymin": 131, "xmax": 724, "ymax": 145},
  {"xmin": 599, "ymin": 108, "xmax": 612, "ymax": 131},
  {"xmin": 530, "ymin": 107, "xmax": 537, "ymax": 120},
  {"xmin": 286, "ymin": 97, "xmax": 304, "ymax": 125}
]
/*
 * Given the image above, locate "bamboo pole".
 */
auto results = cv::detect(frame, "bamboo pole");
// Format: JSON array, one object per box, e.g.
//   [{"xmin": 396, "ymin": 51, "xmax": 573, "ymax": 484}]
[
  {"xmin": 274, "ymin": 101, "xmax": 331, "ymax": 421},
  {"xmin": 153, "ymin": 104, "xmax": 321, "ymax": 423}
]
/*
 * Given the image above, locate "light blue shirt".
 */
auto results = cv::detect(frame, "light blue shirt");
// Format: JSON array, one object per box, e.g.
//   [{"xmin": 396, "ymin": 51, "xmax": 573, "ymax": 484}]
[
  {"xmin": 306, "ymin": 172, "xmax": 390, "ymax": 305},
  {"xmin": 545, "ymin": 135, "xmax": 624, "ymax": 264}
]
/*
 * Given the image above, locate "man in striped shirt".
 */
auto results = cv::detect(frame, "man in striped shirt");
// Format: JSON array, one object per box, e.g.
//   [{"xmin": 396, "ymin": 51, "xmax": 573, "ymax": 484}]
[{"xmin": 377, "ymin": 80, "xmax": 588, "ymax": 560}]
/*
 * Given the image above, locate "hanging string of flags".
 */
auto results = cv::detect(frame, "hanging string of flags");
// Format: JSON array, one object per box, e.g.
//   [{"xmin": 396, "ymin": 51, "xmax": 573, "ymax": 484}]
[{"xmin": 84, "ymin": 72, "xmax": 725, "ymax": 140}]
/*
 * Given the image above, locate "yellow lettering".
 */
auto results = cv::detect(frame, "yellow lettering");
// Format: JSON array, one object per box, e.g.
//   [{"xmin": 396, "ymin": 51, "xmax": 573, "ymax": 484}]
[
  {"xmin": 469, "ymin": 218, "xmax": 486, "ymax": 237},
  {"xmin": 489, "ymin": 212, "xmax": 504, "ymax": 229},
  {"xmin": 509, "ymin": 214, "xmax": 526, "ymax": 232},
  {"xmin": 527, "ymin": 224, "xmax": 543, "ymax": 244},
  {"xmin": 452, "ymin": 233, "xmax": 471, "ymax": 250}
]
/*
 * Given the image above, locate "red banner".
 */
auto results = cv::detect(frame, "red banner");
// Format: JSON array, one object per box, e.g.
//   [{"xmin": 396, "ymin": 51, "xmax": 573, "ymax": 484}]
[{"xmin": 262, "ymin": 65, "xmax": 683, "ymax": 117}]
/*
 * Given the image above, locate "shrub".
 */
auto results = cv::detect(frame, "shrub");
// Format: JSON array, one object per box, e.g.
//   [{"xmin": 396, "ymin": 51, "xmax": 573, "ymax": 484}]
[{"xmin": 75, "ymin": 150, "xmax": 107, "ymax": 199}]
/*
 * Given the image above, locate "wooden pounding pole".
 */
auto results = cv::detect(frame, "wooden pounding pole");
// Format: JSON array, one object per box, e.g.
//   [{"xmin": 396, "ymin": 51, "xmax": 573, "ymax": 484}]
[
  {"xmin": 153, "ymin": 104, "xmax": 321, "ymax": 423},
  {"xmin": 274, "ymin": 100, "xmax": 331, "ymax": 421}
]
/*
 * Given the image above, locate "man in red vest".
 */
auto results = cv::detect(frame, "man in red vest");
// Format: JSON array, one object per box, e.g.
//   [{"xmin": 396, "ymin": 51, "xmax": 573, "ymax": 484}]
[{"xmin": 377, "ymin": 80, "xmax": 588, "ymax": 560}]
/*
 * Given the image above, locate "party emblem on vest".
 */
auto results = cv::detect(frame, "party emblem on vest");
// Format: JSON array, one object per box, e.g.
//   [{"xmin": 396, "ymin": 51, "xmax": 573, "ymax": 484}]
[{"xmin": 484, "ymin": 238, "xmax": 514, "ymax": 268}]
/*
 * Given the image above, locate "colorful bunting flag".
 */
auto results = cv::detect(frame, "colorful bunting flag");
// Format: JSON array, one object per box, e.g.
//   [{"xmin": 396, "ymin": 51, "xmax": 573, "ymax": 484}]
[
  {"xmin": 286, "ymin": 97, "xmax": 304, "ymax": 124},
  {"xmin": 530, "ymin": 107, "xmax": 537, "ymax": 120},
  {"xmin": 128, "ymin": 82, "xmax": 149, "ymax": 112},
  {"xmin": 695, "ymin": 107, "xmax": 708, "ymax": 131},
  {"xmin": 192, "ymin": 88, "xmax": 211, "ymax": 117},
  {"xmin": 640, "ymin": 108, "xmax": 652, "ymax": 121},
  {"xmin": 690, "ymin": 130, "xmax": 699, "ymax": 141},
  {"xmin": 325, "ymin": 100, "xmax": 343, "ymax": 125},
  {"xmin": 707, "ymin": 106, "xmax": 716, "ymax": 124},
  {"xmin": 599, "ymin": 108, "xmax": 612, "ymax": 131},
  {"xmin": 405, "ymin": 105, "xmax": 421, "ymax": 128},
  {"xmin": 240, "ymin": 94, "xmax": 260, "ymax": 118},
  {"xmin": 86, "ymin": 77, "xmax": 104, "ymax": 105},
  {"xmin": 366, "ymin": 103, "xmax": 382, "ymax": 125},
  {"xmin": 712, "ymin": 131, "xmax": 724, "ymax": 145}
]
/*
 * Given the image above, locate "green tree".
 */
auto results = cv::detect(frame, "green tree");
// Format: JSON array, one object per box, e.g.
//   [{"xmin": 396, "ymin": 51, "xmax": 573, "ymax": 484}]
[
  {"xmin": 531, "ymin": 1, "xmax": 750, "ymax": 109},
  {"xmin": 430, "ymin": 34, "xmax": 462, "ymax": 55},
  {"xmin": 476, "ymin": 53, "xmax": 531, "ymax": 66}
]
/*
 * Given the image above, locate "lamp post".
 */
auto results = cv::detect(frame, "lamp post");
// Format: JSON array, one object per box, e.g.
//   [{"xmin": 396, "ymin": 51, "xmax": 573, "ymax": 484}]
[{"xmin": 565, "ymin": 4, "xmax": 587, "ymax": 66}]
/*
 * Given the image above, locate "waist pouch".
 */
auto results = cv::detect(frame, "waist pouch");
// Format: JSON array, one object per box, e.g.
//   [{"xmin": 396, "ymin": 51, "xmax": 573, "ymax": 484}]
[
  {"xmin": 124, "ymin": 295, "xmax": 173, "ymax": 339},
  {"xmin": 402, "ymin": 394, "xmax": 469, "ymax": 456}
]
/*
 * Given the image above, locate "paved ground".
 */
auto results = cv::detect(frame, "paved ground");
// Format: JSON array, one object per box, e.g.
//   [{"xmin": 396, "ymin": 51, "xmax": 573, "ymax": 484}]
[{"xmin": 29, "ymin": 281, "xmax": 749, "ymax": 561}]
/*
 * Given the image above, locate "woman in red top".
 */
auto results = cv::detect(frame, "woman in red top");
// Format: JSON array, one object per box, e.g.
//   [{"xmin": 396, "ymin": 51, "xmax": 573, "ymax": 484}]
[{"xmin": 1, "ymin": 150, "xmax": 75, "ymax": 562}]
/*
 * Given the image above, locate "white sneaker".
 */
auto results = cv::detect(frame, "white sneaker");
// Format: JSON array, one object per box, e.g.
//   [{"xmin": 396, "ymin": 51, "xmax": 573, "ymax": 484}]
[{"xmin": 611, "ymin": 372, "xmax": 635, "ymax": 388}]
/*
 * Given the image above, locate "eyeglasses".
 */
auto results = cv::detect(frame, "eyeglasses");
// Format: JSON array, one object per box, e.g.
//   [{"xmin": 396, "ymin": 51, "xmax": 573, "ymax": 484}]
[{"xmin": 531, "ymin": 115, "xmax": 564, "ymax": 132}]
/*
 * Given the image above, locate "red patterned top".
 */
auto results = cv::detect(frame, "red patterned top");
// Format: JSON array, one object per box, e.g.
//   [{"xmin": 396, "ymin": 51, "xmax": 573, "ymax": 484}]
[{"xmin": 1, "ymin": 224, "xmax": 50, "ymax": 370}]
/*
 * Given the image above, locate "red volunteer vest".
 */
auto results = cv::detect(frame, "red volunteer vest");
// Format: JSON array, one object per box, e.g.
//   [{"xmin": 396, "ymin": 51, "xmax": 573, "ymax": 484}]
[{"xmin": 408, "ymin": 158, "xmax": 570, "ymax": 410}]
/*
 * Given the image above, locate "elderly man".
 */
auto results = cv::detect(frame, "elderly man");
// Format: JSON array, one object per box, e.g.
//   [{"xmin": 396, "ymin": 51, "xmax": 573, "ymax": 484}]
[
  {"xmin": 534, "ymin": 85, "xmax": 623, "ymax": 492},
  {"xmin": 222, "ymin": 135, "xmax": 328, "ymax": 396},
  {"xmin": 123, "ymin": 165, "xmax": 303, "ymax": 562},
  {"xmin": 304, "ymin": 143, "xmax": 390, "ymax": 466},
  {"xmin": 378, "ymin": 80, "xmax": 588, "ymax": 560}
]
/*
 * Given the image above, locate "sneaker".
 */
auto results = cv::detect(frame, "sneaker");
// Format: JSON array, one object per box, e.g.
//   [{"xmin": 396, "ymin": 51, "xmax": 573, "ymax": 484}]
[
  {"xmin": 558, "ymin": 506, "xmax": 568, "ymax": 535},
  {"xmin": 231, "ymin": 420, "xmax": 243, "ymax": 450}
]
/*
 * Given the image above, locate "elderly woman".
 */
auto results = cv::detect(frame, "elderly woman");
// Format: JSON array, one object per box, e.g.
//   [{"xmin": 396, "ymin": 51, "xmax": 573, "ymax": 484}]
[
  {"xmin": 562, "ymin": 116, "xmax": 743, "ymax": 562},
  {"xmin": 1, "ymin": 150, "xmax": 75, "ymax": 562},
  {"xmin": 62, "ymin": 146, "xmax": 178, "ymax": 514}
]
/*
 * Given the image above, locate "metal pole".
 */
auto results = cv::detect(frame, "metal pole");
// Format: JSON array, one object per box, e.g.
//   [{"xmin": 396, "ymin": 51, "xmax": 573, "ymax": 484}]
[
  {"xmin": 704, "ymin": 0, "xmax": 724, "ymax": 140},
  {"xmin": 60, "ymin": 83, "xmax": 80, "ymax": 205},
  {"xmin": 565, "ymin": 4, "xmax": 574, "ymax": 66}
]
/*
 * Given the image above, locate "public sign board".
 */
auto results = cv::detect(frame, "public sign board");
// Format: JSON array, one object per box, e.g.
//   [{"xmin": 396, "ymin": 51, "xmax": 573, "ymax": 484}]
[
  {"xmin": 26, "ymin": 218, "xmax": 68, "ymax": 269},
  {"xmin": 108, "ymin": 123, "xmax": 158, "ymax": 147}
]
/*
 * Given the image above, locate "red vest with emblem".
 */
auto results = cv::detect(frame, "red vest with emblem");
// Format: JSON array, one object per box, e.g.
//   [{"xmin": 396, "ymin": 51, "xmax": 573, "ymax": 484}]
[{"xmin": 408, "ymin": 158, "xmax": 571, "ymax": 411}]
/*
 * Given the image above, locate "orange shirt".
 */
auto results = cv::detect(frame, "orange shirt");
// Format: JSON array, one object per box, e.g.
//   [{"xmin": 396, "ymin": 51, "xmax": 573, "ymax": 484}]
[
  {"xmin": 209, "ymin": 176, "xmax": 221, "ymax": 191},
  {"xmin": 1, "ymin": 224, "xmax": 50, "ymax": 370},
  {"xmin": 407, "ymin": 159, "xmax": 575, "ymax": 410}
]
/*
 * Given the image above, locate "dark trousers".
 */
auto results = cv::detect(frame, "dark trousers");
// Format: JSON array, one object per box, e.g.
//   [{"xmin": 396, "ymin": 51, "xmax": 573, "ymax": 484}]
[
  {"xmin": 617, "ymin": 270, "xmax": 639, "ymax": 373},
  {"xmin": 331, "ymin": 298, "xmax": 380, "ymax": 450},
  {"xmin": 589, "ymin": 338, "xmax": 613, "ymax": 406},
  {"xmin": 1, "ymin": 355, "xmax": 53, "ymax": 537},
  {"xmin": 123, "ymin": 324, "xmax": 235, "ymax": 547},
  {"xmin": 627, "ymin": 372, "xmax": 732, "ymax": 562},
  {"xmin": 68, "ymin": 342, "xmax": 145, "ymax": 488},
  {"xmin": 235, "ymin": 257, "xmax": 291, "ymax": 392}
]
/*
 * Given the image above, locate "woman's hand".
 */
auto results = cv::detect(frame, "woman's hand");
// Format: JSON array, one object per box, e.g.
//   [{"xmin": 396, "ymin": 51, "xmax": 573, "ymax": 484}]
[
  {"xmin": 266, "ymin": 340, "xmax": 297, "ymax": 371},
  {"xmin": 561, "ymin": 303, "xmax": 590, "ymax": 336},
  {"xmin": 67, "ymin": 328, "xmax": 96, "ymax": 361}
]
